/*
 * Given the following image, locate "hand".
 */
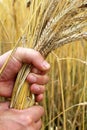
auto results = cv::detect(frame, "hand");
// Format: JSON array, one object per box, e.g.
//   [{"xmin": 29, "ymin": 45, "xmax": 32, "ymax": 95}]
[
  {"xmin": 0, "ymin": 47, "xmax": 50, "ymax": 102},
  {"xmin": 0, "ymin": 102, "xmax": 44, "ymax": 130}
]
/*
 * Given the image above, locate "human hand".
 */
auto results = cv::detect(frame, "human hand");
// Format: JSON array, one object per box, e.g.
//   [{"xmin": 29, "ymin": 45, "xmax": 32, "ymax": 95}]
[
  {"xmin": 0, "ymin": 47, "xmax": 50, "ymax": 102},
  {"xmin": 0, "ymin": 102, "xmax": 44, "ymax": 130}
]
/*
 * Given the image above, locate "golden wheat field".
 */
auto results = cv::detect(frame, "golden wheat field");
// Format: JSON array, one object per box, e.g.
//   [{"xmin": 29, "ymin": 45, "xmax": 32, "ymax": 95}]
[{"xmin": 0, "ymin": 0, "xmax": 87, "ymax": 130}]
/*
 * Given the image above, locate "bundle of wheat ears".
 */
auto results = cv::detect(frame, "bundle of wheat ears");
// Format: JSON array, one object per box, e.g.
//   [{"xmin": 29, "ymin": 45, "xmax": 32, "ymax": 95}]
[{"xmin": 1, "ymin": 0, "xmax": 87, "ymax": 109}]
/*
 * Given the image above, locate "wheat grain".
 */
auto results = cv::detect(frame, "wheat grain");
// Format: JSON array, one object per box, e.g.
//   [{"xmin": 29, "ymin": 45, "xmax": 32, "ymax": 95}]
[{"xmin": 2, "ymin": 0, "xmax": 86, "ymax": 109}]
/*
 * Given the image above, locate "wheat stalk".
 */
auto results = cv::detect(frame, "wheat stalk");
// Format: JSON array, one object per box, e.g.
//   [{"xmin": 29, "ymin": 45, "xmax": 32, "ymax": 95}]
[{"xmin": 9, "ymin": 0, "xmax": 87, "ymax": 109}]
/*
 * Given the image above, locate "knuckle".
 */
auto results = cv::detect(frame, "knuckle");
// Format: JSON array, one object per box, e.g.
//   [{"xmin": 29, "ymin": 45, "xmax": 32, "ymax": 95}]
[
  {"xmin": 45, "ymin": 75, "xmax": 49, "ymax": 82},
  {"xmin": 41, "ymin": 85, "xmax": 45, "ymax": 91},
  {"xmin": 22, "ymin": 115, "xmax": 33, "ymax": 126},
  {"xmin": 39, "ymin": 85, "xmax": 45, "ymax": 93},
  {"xmin": 16, "ymin": 47, "xmax": 23, "ymax": 54},
  {"xmin": 42, "ymin": 75, "xmax": 49, "ymax": 84},
  {"xmin": 35, "ymin": 51, "xmax": 41, "ymax": 57},
  {"xmin": 26, "ymin": 116, "xmax": 33, "ymax": 125}
]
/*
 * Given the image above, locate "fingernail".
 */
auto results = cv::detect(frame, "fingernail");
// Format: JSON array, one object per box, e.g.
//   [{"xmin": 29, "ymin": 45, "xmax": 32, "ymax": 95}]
[
  {"xmin": 29, "ymin": 74, "xmax": 37, "ymax": 82},
  {"xmin": 42, "ymin": 61, "xmax": 50, "ymax": 69}
]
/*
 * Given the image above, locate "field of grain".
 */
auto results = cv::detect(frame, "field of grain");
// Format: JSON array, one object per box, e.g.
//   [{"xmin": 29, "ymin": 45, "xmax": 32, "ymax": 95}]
[{"xmin": 0, "ymin": 0, "xmax": 87, "ymax": 130}]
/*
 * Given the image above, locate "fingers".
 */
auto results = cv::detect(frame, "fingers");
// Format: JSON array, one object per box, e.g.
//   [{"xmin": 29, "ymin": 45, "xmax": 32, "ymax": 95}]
[
  {"xmin": 27, "ymin": 73, "xmax": 49, "ymax": 85},
  {"xmin": 35, "ymin": 94, "xmax": 44, "ymax": 102},
  {"xmin": 27, "ymin": 72, "xmax": 49, "ymax": 102},
  {"xmin": 14, "ymin": 47, "xmax": 50, "ymax": 71},
  {"xmin": 27, "ymin": 69, "xmax": 49, "ymax": 102},
  {"xmin": 30, "ymin": 84, "xmax": 45, "ymax": 94},
  {"xmin": 31, "ymin": 67, "xmax": 48, "ymax": 75},
  {"xmin": 30, "ymin": 84, "xmax": 44, "ymax": 102}
]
